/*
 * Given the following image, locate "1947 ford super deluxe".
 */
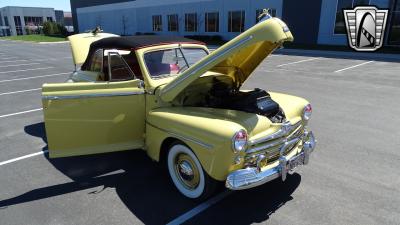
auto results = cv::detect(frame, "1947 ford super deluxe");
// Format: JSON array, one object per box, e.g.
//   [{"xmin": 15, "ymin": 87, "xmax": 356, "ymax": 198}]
[{"xmin": 42, "ymin": 16, "xmax": 316, "ymax": 200}]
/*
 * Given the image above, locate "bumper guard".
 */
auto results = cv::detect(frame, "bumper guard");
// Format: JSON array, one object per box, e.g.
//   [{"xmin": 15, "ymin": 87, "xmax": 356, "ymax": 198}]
[{"xmin": 226, "ymin": 131, "xmax": 316, "ymax": 190}]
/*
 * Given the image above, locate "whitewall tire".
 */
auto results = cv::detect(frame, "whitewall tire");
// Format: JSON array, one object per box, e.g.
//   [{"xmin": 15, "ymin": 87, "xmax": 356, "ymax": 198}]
[{"xmin": 167, "ymin": 144, "xmax": 205, "ymax": 199}]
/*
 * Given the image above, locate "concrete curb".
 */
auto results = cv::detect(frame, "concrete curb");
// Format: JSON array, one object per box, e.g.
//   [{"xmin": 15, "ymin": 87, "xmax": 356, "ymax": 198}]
[
  {"xmin": 276, "ymin": 48, "xmax": 400, "ymax": 62},
  {"xmin": 207, "ymin": 44, "xmax": 399, "ymax": 62},
  {"xmin": 38, "ymin": 41, "xmax": 69, "ymax": 44},
  {"xmin": 0, "ymin": 39, "xmax": 69, "ymax": 44}
]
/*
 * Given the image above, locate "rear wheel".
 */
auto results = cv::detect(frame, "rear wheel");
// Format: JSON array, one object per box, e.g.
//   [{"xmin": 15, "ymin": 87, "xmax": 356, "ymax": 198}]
[{"xmin": 167, "ymin": 143, "xmax": 218, "ymax": 200}]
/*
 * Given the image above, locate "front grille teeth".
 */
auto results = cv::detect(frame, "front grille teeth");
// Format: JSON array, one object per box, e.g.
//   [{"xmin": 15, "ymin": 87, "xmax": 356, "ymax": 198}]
[{"xmin": 245, "ymin": 121, "xmax": 304, "ymax": 167}]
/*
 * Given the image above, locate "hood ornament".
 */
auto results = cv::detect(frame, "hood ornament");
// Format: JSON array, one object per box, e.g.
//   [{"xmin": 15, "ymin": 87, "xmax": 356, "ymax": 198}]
[{"xmin": 258, "ymin": 9, "xmax": 272, "ymax": 23}]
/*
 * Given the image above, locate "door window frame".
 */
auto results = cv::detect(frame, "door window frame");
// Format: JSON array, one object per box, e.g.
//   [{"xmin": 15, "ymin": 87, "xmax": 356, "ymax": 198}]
[{"xmin": 106, "ymin": 51, "xmax": 136, "ymax": 81}]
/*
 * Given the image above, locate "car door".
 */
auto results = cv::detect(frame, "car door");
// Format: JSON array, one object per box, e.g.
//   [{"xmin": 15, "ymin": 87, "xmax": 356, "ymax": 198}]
[{"xmin": 42, "ymin": 50, "xmax": 145, "ymax": 158}]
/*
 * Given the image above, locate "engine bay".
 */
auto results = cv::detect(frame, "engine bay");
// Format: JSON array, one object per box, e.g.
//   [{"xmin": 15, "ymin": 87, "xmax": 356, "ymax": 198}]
[{"xmin": 177, "ymin": 75, "xmax": 286, "ymax": 123}]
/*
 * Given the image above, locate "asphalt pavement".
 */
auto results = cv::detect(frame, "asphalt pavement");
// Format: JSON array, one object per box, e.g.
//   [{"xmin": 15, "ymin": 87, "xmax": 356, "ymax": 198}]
[{"xmin": 0, "ymin": 39, "xmax": 399, "ymax": 225}]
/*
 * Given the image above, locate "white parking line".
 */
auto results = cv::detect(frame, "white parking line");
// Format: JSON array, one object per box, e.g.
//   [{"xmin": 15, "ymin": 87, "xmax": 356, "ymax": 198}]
[
  {"xmin": 0, "ymin": 150, "xmax": 48, "ymax": 166},
  {"xmin": 0, "ymin": 108, "xmax": 42, "ymax": 119},
  {"xmin": 334, "ymin": 60, "xmax": 374, "ymax": 73},
  {"xmin": 166, "ymin": 191, "xmax": 232, "ymax": 225},
  {"xmin": 0, "ymin": 72, "xmax": 69, "ymax": 83},
  {"xmin": 0, "ymin": 59, "xmax": 28, "ymax": 64},
  {"xmin": 0, "ymin": 67, "xmax": 54, "ymax": 74},
  {"xmin": 0, "ymin": 62, "xmax": 40, "ymax": 68},
  {"xmin": 0, "ymin": 56, "xmax": 72, "ymax": 64},
  {"xmin": 0, "ymin": 88, "xmax": 41, "ymax": 96},
  {"xmin": 277, "ymin": 58, "xmax": 319, "ymax": 67},
  {"xmin": 0, "ymin": 57, "xmax": 18, "ymax": 60}
]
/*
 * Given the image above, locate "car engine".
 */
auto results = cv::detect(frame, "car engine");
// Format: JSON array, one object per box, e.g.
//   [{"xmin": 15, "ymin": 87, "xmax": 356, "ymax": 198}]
[{"xmin": 206, "ymin": 80, "xmax": 286, "ymax": 123}]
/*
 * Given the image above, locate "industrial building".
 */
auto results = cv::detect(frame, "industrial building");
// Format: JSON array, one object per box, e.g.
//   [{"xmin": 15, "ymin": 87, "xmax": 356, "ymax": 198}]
[
  {"xmin": 0, "ymin": 6, "xmax": 75, "ymax": 36},
  {"xmin": 68, "ymin": 0, "xmax": 398, "ymax": 47},
  {"xmin": 55, "ymin": 10, "xmax": 74, "ymax": 32},
  {"xmin": 0, "ymin": 6, "xmax": 56, "ymax": 36}
]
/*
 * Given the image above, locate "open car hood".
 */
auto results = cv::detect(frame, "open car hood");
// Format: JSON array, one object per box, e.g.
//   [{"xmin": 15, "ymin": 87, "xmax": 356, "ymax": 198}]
[
  {"xmin": 159, "ymin": 17, "xmax": 293, "ymax": 102},
  {"xmin": 68, "ymin": 32, "xmax": 119, "ymax": 65}
]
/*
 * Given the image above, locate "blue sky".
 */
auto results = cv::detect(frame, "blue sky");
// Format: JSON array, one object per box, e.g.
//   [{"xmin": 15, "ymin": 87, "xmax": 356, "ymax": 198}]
[{"xmin": 0, "ymin": 0, "xmax": 71, "ymax": 11}]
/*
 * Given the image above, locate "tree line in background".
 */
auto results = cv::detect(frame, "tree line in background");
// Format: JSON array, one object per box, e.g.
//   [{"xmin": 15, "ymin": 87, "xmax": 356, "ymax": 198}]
[{"xmin": 25, "ymin": 21, "xmax": 68, "ymax": 37}]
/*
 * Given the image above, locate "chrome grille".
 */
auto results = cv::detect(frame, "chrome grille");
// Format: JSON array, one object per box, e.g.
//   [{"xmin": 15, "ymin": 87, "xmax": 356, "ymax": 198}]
[{"xmin": 245, "ymin": 121, "xmax": 304, "ymax": 166}]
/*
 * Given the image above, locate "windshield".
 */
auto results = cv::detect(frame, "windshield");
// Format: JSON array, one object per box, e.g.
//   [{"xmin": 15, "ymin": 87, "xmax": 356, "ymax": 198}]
[{"xmin": 144, "ymin": 47, "xmax": 208, "ymax": 79}]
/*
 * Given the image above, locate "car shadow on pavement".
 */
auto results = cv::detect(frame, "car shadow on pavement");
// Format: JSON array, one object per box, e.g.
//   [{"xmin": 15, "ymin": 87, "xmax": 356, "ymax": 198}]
[
  {"xmin": 184, "ymin": 174, "xmax": 301, "ymax": 224},
  {"xmin": 24, "ymin": 121, "xmax": 48, "ymax": 149},
  {"xmin": 1, "ymin": 122, "xmax": 301, "ymax": 224}
]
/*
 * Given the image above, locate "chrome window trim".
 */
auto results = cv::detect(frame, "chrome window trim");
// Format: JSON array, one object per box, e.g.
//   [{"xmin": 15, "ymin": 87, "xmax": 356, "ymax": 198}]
[
  {"xmin": 160, "ymin": 35, "xmax": 253, "ymax": 94},
  {"xmin": 146, "ymin": 121, "xmax": 213, "ymax": 150},
  {"xmin": 42, "ymin": 91, "xmax": 145, "ymax": 100},
  {"xmin": 107, "ymin": 51, "xmax": 136, "ymax": 81}
]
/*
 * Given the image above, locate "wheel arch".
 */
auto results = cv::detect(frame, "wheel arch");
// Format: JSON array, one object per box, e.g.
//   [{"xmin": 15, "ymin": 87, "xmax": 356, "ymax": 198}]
[{"xmin": 159, "ymin": 137, "xmax": 181, "ymax": 164}]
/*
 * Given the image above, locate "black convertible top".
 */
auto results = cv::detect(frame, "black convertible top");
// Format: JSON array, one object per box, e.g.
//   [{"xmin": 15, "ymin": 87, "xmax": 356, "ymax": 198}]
[
  {"xmin": 90, "ymin": 35, "xmax": 204, "ymax": 50},
  {"xmin": 81, "ymin": 35, "xmax": 204, "ymax": 69}
]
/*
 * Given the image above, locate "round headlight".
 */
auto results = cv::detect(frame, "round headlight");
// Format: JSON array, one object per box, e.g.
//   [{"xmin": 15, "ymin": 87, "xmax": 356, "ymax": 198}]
[
  {"xmin": 303, "ymin": 104, "xmax": 312, "ymax": 121},
  {"xmin": 232, "ymin": 130, "xmax": 248, "ymax": 153}
]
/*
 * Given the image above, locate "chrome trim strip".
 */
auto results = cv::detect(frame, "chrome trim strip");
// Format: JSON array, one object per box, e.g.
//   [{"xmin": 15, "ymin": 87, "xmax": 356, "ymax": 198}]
[
  {"xmin": 248, "ymin": 120, "xmax": 301, "ymax": 146},
  {"xmin": 279, "ymin": 137, "xmax": 301, "ymax": 156},
  {"xmin": 42, "ymin": 91, "xmax": 145, "ymax": 100},
  {"xmin": 246, "ymin": 138, "xmax": 284, "ymax": 154},
  {"xmin": 146, "ymin": 121, "xmax": 213, "ymax": 150},
  {"xmin": 161, "ymin": 35, "xmax": 253, "ymax": 94}
]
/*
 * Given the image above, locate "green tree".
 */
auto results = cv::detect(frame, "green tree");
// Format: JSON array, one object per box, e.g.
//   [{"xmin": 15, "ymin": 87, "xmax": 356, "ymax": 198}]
[
  {"xmin": 42, "ymin": 21, "xmax": 68, "ymax": 37},
  {"xmin": 43, "ymin": 21, "xmax": 54, "ymax": 35}
]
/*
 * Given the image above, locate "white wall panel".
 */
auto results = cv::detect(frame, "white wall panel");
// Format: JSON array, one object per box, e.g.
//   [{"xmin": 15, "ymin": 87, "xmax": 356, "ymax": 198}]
[{"xmin": 76, "ymin": 0, "xmax": 283, "ymax": 40}]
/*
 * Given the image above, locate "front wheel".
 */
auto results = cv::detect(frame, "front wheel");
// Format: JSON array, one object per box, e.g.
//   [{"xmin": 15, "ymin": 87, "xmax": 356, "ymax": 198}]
[{"xmin": 167, "ymin": 143, "xmax": 218, "ymax": 200}]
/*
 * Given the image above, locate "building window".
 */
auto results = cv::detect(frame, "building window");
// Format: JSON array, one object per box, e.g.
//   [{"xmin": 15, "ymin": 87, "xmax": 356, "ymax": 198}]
[
  {"xmin": 23, "ymin": 16, "xmax": 44, "ymax": 26},
  {"xmin": 334, "ymin": 0, "xmax": 371, "ymax": 34},
  {"xmin": 47, "ymin": 17, "xmax": 53, "ymax": 22},
  {"xmin": 4, "ymin": 16, "xmax": 9, "ymax": 26},
  {"xmin": 185, "ymin": 13, "xmax": 197, "ymax": 32},
  {"xmin": 388, "ymin": 0, "xmax": 400, "ymax": 45},
  {"xmin": 0, "ymin": 13, "xmax": 2, "ymax": 26},
  {"xmin": 168, "ymin": 14, "xmax": 179, "ymax": 32},
  {"xmin": 4, "ymin": 16, "xmax": 10, "ymax": 36},
  {"xmin": 256, "ymin": 8, "xmax": 277, "ymax": 23},
  {"xmin": 13, "ymin": 16, "xmax": 23, "ymax": 35},
  {"xmin": 228, "ymin": 11, "xmax": 245, "ymax": 32},
  {"xmin": 205, "ymin": 12, "xmax": 219, "ymax": 32},
  {"xmin": 152, "ymin": 15, "xmax": 162, "ymax": 32}
]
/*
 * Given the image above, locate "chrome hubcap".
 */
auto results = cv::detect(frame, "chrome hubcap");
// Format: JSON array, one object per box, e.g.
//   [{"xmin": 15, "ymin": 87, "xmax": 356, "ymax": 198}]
[{"xmin": 174, "ymin": 153, "xmax": 200, "ymax": 190}]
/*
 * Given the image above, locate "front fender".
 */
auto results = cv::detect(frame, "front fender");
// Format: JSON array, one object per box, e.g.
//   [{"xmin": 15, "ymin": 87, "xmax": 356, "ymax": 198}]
[
  {"xmin": 146, "ymin": 107, "xmax": 252, "ymax": 181},
  {"xmin": 270, "ymin": 92, "xmax": 309, "ymax": 121}
]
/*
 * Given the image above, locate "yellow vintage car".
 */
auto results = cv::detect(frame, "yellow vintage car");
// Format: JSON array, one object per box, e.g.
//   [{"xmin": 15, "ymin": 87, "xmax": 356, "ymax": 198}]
[{"xmin": 42, "ymin": 16, "xmax": 316, "ymax": 200}]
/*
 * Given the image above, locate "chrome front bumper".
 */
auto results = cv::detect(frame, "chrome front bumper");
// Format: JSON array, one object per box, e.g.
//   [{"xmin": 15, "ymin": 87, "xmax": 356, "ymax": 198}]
[{"xmin": 225, "ymin": 131, "xmax": 316, "ymax": 190}]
